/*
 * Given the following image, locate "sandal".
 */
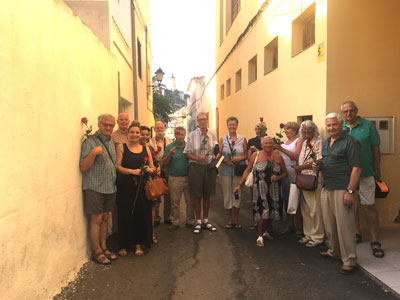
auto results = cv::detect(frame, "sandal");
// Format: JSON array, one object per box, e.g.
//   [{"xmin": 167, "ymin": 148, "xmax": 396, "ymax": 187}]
[
  {"xmin": 225, "ymin": 223, "xmax": 233, "ymax": 229},
  {"xmin": 92, "ymin": 252, "xmax": 111, "ymax": 265},
  {"xmin": 256, "ymin": 236, "xmax": 264, "ymax": 247},
  {"xmin": 296, "ymin": 231, "xmax": 304, "ymax": 239},
  {"xmin": 203, "ymin": 222, "xmax": 217, "ymax": 232},
  {"xmin": 118, "ymin": 248, "xmax": 128, "ymax": 257},
  {"xmin": 249, "ymin": 223, "xmax": 257, "ymax": 230},
  {"xmin": 152, "ymin": 233, "xmax": 158, "ymax": 244},
  {"xmin": 371, "ymin": 241, "xmax": 384, "ymax": 258},
  {"xmin": 340, "ymin": 265, "xmax": 356, "ymax": 275},
  {"xmin": 103, "ymin": 248, "xmax": 118, "ymax": 261},
  {"xmin": 356, "ymin": 234, "xmax": 362, "ymax": 244},
  {"xmin": 233, "ymin": 223, "xmax": 242, "ymax": 229},
  {"xmin": 263, "ymin": 230, "xmax": 273, "ymax": 241},
  {"xmin": 193, "ymin": 223, "xmax": 202, "ymax": 234},
  {"xmin": 135, "ymin": 246, "xmax": 144, "ymax": 256}
]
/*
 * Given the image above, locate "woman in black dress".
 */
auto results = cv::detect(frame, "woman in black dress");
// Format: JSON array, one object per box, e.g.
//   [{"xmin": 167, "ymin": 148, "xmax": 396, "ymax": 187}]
[{"xmin": 116, "ymin": 123, "xmax": 155, "ymax": 256}]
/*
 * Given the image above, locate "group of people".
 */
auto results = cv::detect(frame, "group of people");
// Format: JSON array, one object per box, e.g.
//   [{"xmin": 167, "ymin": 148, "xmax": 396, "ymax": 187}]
[{"xmin": 79, "ymin": 100, "xmax": 384, "ymax": 275}]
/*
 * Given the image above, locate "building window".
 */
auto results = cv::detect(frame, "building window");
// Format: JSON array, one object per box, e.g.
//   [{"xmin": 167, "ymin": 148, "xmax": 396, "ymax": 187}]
[
  {"xmin": 226, "ymin": 0, "xmax": 241, "ymax": 33},
  {"xmin": 231, "ymin": 0, "xmax": 240, "ymax": 23},
  {"xmin": 264, "ymin": 36, "xmax": 278, "ymax": 75},
  {"xmin": 226, "ymin": 78, "xmax": 231, "ymax": 97},
  {"xmin": 235, "ymin": 69, "xmax": 242, "ymax": 91},
  {"xmin": 137, "ymin": 38, "xmax": 142, "ymax": 79},
  {"xmin": 292, "ymin": 2, "xmax": 315, "ymax": 57},
  {"xmin": 297, "ymin": 115, "xmax": 313, "ymax": 123},
  {"xmin": 248, "ymin": 55, "xmax": 257, "ymax": 84},
  {"xmin": 220, "ymin": 84, "xmax": 225, "ymax": 100}
]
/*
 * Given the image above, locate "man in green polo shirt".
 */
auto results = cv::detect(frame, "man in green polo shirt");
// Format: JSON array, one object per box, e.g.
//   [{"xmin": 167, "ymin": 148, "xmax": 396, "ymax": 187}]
[
  {"xmin": 162, "ymin": 127, "xmax": 195, "ymax": 230},
  {"xmin": 320, "ymin": 113, "xmax": 362, "ymax": 274},
  {"xmin": 342, "ymin": 101, "xmax": 384, "ymax": 258}
]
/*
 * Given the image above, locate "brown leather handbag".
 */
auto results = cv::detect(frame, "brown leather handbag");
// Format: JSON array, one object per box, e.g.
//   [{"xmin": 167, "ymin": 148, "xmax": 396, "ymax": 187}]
[
  {"xmin": 145, "ymin": 175, "xmax": 169, "ymax": 200},
  {"xmin": 296, "ymin": 174, "xmax": 317, "ymax": 191}
]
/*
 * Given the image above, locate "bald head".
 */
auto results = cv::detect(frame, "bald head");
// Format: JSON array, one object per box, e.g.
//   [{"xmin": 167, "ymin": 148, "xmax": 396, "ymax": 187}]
[{"xmin": 117, "ymin": 113, "xmax": 130, "ymax": 132}]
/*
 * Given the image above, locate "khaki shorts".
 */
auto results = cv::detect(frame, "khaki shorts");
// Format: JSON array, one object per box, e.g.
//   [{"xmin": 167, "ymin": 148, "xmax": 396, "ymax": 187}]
[
  {"xmin": 84, "ymin": 189, "xmax": 116, "ymax": 215},
  {"xmin": 358, "ymin": 176, "xmax": 376, "ymax": 205},
  {"xmin": 188, "ymin": 163, "xmax": 217, "ymax": 198}
]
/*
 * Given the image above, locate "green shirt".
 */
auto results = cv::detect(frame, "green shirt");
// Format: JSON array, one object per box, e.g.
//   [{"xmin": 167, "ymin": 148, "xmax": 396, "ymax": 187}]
[
  {"xmin": 163, "ymin": 141, "xmax": 189, "ymax": 177},
  {"xmin": 322, "ymin": 132, "xmax": 362, "ymax": 190},
  {"xmin": 343, "ymin": 117, "xmax": 380, "ymax": 177}
]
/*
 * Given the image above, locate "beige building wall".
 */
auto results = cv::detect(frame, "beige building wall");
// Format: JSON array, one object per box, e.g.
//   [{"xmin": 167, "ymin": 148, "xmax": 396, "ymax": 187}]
[
  {"xmin": 0, "ymin": 0, "xmax": 117, "ymax": 299},
  {"xmin": 66, "ymin": 0, "xmax": 154, "ymax": 125},
  {"xmin": 216, "ymin": 0, "xmax": 327, "ymax": 142},
  {"xmin": 326, "ymin": 0, "xmax": 400, "ymax": 227}
]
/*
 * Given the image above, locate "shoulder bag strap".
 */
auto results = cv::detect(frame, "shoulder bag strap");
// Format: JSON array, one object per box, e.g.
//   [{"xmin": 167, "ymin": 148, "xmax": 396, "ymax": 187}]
[
  {"xmin": 252, "ymin": 151, "xmax": 259, "ymax": 168},
  {"xmin": 97, "ymin": 136, "xmax": 115, "ymax": 165}
]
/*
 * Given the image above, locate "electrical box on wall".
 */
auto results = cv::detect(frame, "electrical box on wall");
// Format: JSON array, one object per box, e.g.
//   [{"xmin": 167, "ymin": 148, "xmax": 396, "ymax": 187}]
[{"xmin": 365, "ymin": 117, "xmax": 395, "ymax": 154}]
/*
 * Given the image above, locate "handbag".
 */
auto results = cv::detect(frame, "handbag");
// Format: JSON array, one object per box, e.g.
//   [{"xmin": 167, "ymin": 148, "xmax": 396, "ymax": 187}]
[
  {"xmin": 145, "ymin": 174, "xmax": 169, "ymax": 200},
  {"xmin": 234, "ymin": 163, "xmax": 247, "ymax": 176},
  {"xmin": 287, "ymin": 183, "xmax": 301, "ymax": 214},
  {"xmin": 296, "ymin": 173, "xmax": 317, "ymax": 191},
  {"xmin": 375, "ymin": 180, "xmax": 389, "ymax": 198},
  {"xmin": 245, "ymin": 151, "xmax": 259, "ymax": 187}
]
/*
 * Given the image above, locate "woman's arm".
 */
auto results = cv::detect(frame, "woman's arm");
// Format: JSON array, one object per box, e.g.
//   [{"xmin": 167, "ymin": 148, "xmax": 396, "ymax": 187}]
[
  {"xmin": 145, "ymin": 145, "xmax": 155, "ymax": 174},
  {"xmin": 232, "ymin": 137, "xmax": 248, "ymax": 162},
  {"xmin": 271, "ymin": 154, "xmax": 287, "ymax": 182},
  {"xmin": 116, "ymin": 144, "xmax": 140, "ymax": 175},
  {"xmin": 233, "ymin": 151, "xmax": 257, "ymax": 193}
]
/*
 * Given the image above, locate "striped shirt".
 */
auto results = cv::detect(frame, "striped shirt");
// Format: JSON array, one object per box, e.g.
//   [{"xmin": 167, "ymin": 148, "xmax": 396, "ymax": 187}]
[
  {"xmin": 80, "ymin": 134, "xmax": 116, "ymax": 194},
  {"xmin": 183, "ymin": 128, "xmax": 218, "ymax": 164}
]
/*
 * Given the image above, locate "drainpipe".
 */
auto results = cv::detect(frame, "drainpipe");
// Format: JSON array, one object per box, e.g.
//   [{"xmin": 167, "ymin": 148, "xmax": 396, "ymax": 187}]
[{"xmin": 131, "ymin": 0, "xmax": 139, "ymax": 120}]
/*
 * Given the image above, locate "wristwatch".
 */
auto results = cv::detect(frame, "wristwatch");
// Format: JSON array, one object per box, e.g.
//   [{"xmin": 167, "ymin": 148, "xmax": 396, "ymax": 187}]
[{"xmin": 346, "ymin": 189, "xmax": 355, "ymax": 194}]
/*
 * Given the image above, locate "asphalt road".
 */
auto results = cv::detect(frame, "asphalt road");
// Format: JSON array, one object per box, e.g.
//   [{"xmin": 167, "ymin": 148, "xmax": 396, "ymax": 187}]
[{"xmin": 54, "ymin": 179, "xmax": 398, "ymax": 300}]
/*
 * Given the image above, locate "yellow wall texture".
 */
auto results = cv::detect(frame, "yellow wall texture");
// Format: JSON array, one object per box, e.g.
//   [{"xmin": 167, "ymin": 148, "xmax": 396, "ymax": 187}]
[
  {"xmin": 0, "ymin": 0, "xmax": 118, "ymax": 299},
  {"xmin": 326, "ymin": 0, "xmax": 400, "ymax": 227},
  {"xmin": 134, "ymin": 0, "xmax": 154, "ymax": 127},
  {"xmin": 216, "ymin": 0, "xmax": 327, "ymax": 141}
]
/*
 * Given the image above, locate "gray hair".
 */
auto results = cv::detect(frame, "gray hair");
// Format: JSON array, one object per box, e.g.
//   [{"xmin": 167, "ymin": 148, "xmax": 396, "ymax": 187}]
[
  {"xmin": 174, "ymin": 126, "xmax": 186, "ymax": 134},
  {"xmin": 261, "ymin": 136, "xmax": 273, "ymax": 143},
  {"xmin": 197, "ymin": 112, "xmax": 209, "ymax": 120},
  {"xmin": 341, "ymin": 101, "xmax": 358, "ymax": 112},
  {"xmin": 98, "ymin": 114, "xmax": 115, "ymax": 123},
  {"xmin": 300, "ymin": 120, "xmax": 320, "ymax": 138},
  {"xmin": 325, "ymin": 112, "xmax": 342, "ymax": 122}
]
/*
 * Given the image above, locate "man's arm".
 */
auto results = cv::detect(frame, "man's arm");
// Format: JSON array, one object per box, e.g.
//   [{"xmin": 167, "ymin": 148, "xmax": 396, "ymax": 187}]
[
  {"xmin": 162, "ymin": 146, "xmax": 175, "ymax": 166},
  {"xmin": 344, "ymin": 166, "xmax": 362, "ymax": 206},
  {"xmin": 184, "ymin": 153, "xmax": 206, "ymax": 163},
  {"xmin": 79, "ymin": 146, "xmax": 103, "ymax": 173},
  {"xmin": 372, "ymin": 146, "xmax": 381, "ymax": 180}
]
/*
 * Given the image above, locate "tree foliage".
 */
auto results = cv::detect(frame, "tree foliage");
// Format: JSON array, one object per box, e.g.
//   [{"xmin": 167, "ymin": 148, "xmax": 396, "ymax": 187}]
[{"xmin": 152, "ymin": 91, "xmax": 175, "ymax": 123}]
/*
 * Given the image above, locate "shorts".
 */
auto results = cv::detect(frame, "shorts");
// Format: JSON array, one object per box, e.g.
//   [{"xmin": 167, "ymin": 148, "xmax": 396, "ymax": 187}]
[
  {"xmin": 358, "ymin": 176, "xmax": 376, "ymax": 205},
  {"xmin": 84, "ymin": 189, "xmax": 116, "ymax": 215},
  {"xmin": 188, "ymin": 163, "xmax": 217, "ymax": 198}
]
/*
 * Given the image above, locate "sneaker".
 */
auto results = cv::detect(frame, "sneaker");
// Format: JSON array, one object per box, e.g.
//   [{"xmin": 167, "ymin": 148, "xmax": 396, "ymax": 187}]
[{"xmin": 168, "ymin": 224, "xmax": 179, "ymax": 231}]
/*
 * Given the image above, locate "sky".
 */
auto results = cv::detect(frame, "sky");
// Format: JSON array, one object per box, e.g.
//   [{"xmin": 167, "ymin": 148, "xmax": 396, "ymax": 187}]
[{"xmin": 150, "ymin": 0, "xmax": 215, "ymax": 92}]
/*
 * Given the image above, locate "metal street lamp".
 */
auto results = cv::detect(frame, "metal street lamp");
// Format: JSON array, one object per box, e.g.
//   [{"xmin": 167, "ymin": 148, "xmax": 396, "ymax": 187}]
[{"xmin": 155, "ymin": 67, "xmax": 165, "ymax": 85}]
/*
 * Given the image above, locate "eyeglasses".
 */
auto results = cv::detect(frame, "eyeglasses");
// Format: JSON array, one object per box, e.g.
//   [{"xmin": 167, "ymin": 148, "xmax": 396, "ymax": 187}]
[
  {"xmin": 101, "ymin": 122, "xmax": 115, "ymax": 128},
  {"xmin": 197, "ymin": 118, "xmax": 208, "ymax": 121},
  {"xmin": 342, "ymin": 109, "xmax": 357, "ymax": 114}
]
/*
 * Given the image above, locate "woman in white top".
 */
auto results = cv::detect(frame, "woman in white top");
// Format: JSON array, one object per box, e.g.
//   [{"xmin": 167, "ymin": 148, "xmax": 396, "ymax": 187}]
[{"xmin": 274, "ymin": 122, "xmax": 303, "ymax": 237}]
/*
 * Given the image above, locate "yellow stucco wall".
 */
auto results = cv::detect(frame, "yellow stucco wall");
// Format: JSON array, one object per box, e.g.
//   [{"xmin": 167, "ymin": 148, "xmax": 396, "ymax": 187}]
[
  {"xmin": 326, "ymin": 0, "xmax": 400, "ymax": 227},
  {"xmin": 0, "ymin": 0, "xmax": 118, "ymax": 299},
  {"xmin": 216, "ymin": 0, "xmax": 327, "ymax": 141}
]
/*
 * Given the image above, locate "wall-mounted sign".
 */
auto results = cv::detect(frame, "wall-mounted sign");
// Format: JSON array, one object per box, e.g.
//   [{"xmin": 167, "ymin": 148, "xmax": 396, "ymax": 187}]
[{"xmin": 318, "ymin": 42, "xmax": 325, "ymax": 63}]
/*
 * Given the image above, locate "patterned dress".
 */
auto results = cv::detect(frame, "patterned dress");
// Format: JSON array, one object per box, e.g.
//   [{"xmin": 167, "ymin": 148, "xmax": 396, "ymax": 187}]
[{"xmin": 252, "ymin": 160, "xmax": 283, "ymax": 221}]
